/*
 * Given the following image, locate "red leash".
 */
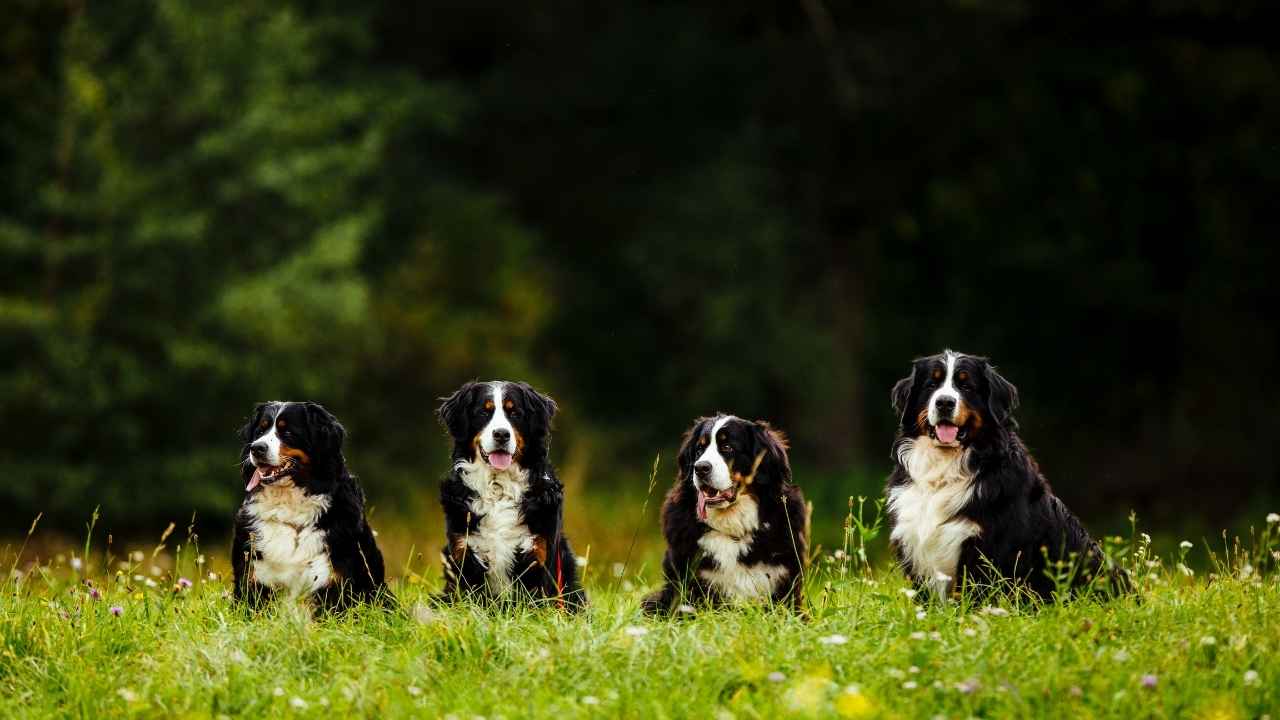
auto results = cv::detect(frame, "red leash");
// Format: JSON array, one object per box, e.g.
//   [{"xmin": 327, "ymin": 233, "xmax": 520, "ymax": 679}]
[{"xmin": 555, "ymin": 539, "xmax": 565, "ymax": 610}]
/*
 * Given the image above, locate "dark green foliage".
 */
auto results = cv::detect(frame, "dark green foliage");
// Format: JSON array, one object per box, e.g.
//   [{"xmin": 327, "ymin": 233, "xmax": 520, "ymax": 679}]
[{"xmin": 1, "ymin": 1, "xmax": 1276, "ymax": 534}]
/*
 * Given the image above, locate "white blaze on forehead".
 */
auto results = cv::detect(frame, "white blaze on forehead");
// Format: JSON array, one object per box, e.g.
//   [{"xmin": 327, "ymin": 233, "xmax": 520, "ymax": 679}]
[
  {"xmin": 927, "ymin": 352, "xmax": 960, "ymax": 426},
  {"xmin": 479, "ymin": 382, "xmax": 516, "ymax": 454},
  {"xmin": 694, "ymin": 416, "xmax": 735, "ymax": 492},
  {"xmin": 250, "ymin": 402, "xmax": 289, "ymax": 467}
]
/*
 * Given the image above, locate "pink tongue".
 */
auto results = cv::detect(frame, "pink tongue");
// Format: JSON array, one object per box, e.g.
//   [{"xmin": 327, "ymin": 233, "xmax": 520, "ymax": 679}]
[
  {"xmin": 245, "ymin": 467, "xmax": 263, "ymax": 492},
  {"xmin": 696, "ymin": 491, "xmax": 708, "ymax": 521},
  {"xmin": 488, "ymin": 451, "xmax": 513, "ymax": 470},
  {"xmin": 935, "ymin": 424, "xmax": 960, "ymax": 444}
]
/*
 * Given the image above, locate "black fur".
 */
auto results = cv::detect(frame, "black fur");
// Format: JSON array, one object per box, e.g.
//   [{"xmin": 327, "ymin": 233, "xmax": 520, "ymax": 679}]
[
  {"xmin": 642, "ymin": 415, "xmax": 808, "ymax": 615},
  {"xmin": 231, "ymin": 401, "xmax": 387, "ymax": 611},
  {"xmin": 436, "ymin": 380, "xmax": 585, "ymax": 610},
  {"xmin": 886, "ymin": 351, "xmax": 1128, "ymax": 601}
]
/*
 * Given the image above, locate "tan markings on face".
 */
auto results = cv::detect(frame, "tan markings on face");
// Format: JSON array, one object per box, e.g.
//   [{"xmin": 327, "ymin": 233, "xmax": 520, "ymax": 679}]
[
  {"xmin": 484, "ymin": 400, "xmax": 495, "ymax": 411},
  {"xmin": 932, "ymin": 367, "xmax": 944, "ymax": 382},
  {"xmin": 917, "ymin": 407, "xmax": 930, "ymax": 431},
  {"xmin": 277, "ymin": 418, "xmax": 286, "ymax": 429},
  {"xmin": 503, "ymin": 399, "xmax": 514, "ymax": 411},
  {"xmin": 514, "ymin": 430, "xmax": 525, "ymax": 458},
  {"xmin": 471, "ymin": 433, "xmax": 483, "ymax": 461},
  {"xmin": 954, "ymin": 402, "xmax": 983, "ymax": 434},
  {"xmin": 280, "ymin": 446, "xmax": 310, "ymax": 465},
  {"xmin": 698, "ymin": 435, "xmax": 709, "ymax": 447},
  {"xmin": 956, "ymin": 370, "xmax": 969, "ymax": 383},
  {"xmin": 530, "ymin": 536, "xmax": 547, "ymax": 565}
]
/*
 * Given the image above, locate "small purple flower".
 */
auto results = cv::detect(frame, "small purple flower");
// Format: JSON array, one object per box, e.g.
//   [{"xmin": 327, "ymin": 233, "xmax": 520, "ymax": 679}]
[
  {"xmin": 109, "ymin": 605, "xmax": 123, "ymax": 617},
  {"xmin": 177, "ymin": 577, "xmax": 193, "ymax": 589},
  {"xmin": 1140, "ymin": 674, "xmax": 1158, "ymax": 689},
  {"xmin": 88, "ymin": 587, "xmax": 101, "ymax": 601}
]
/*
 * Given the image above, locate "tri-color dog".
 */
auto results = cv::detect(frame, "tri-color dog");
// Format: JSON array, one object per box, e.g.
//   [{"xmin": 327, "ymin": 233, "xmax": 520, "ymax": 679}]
[
  {"xmin": 886, "ymin": 350, "xmax": 1127, "ymax": 600},
  {"xmin": 643, "ymin": 415, "xmax": 808, "ymax": 614},
  {"xmin": 436, "ymin": 380, "xmax": 586, "ymax": 609},
  {"xmin": 232, "ymin": 401, "xmax": 387, "ymax": 611}
]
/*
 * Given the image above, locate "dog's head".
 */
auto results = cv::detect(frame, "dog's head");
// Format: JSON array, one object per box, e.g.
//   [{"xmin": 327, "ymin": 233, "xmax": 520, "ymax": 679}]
[
  {"xmin": 437, "ymin": 380, "xmax": 558, "ymax": 472},
  {"xmin": 890, "ymin": 349, "xmax": 1019, "ymax": 448},
  {"xmin": 677, "ymin": 415, "xmax": 791, "ymax": 522},
  {"xmin": 240, "ymin": 402, "xmax": 346, "ymax": 494}
]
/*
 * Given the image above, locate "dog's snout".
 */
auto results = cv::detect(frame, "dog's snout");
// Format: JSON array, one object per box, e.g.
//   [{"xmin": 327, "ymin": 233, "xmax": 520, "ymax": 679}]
[
  {"xmin": 693, "ymin": 460, "xmax": 712, "ymax": 478},
  {"xmin": 491, "ymin": 427, "xmax": 511, "ymax": 445},
  {"xmin": 934, "ymin": 396, "xmax": 957, "ymax": 415},
  {"xmin": 249, "ymin": 440, "xmax": 269, "ymax": 457}
]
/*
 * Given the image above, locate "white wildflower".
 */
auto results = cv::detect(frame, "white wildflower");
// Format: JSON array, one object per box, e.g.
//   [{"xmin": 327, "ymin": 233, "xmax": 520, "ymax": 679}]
[
  {"xmin": 963, "ymin": 627, "xmax": 978, "ymax": 637},
  {"xmin": 623, "ymin": 626, "xmax": 648, "ymax": 637},
  {"xmin": 289, "ymin": 697, "xmax": 307, "ymax": 710},
  {"xmin": 575, "ymin": 556, "xmax": 588, "ymax": 567},
  {"xmin": 909, "ymin": 631, "xmax": 926, "ymax": 640},
  {"xmin": 934, "ymin": 571, "xmax": 952, "ymax": 583},
  {"xmin": 902, "ymin": 681, "xmax": 918, "ymax": 690},
  {"xmin": 1179, "ymin": 541, "xmax": 1193, "ymax": 550},
  {"xmin": 818, "ymin": 634, "xmax": 848, "ymax": 645},
  {"xmin": 901, "ymin": 588, "xmax": 918, "ymax": 599},
  {"xmin": 117, "ymin": 688, "xmax": 139, "ymax": 703},
  {"xmin": 887, "ymin": 668, "xmax": 906, "ymax": 679},
  {"xmin": 676, "ymin": 603, "xmax": 696, "ymax": 615},
  {"xmin": 1140, "ymin": 533, "xmax": 1152, "ymax": 544},
  {"xmin": 144, "ymin": 578, "xmax": 157, "ymax": 588},
  {"xmin": 1266, "ymin": 513, "xmax": 1279, "ymax": 524},
  {"xmin": 581, "ymin": 696, "xmax": 600, "ymax": 705},
  {"xmin": 767, "ymin": 672, "xmax": 786, "ymax": 683},
  {"xmin": 1177, "ymin": 563, "xmax": 1194, "ymax": 577},
  {"xmin": 1200, "ymin": 636, "xmax": 1216, "ymax": 647},
  {"xmin": 407, "ymin": 686, "xmax": 422, "ymax": 697},
  {"xmin": 915, "ymin": 610, "xmax": 927, "ymax": 620},
  {"xmin": 1112, "ymin": 649, "xmax": 1131, "ymax": 662},
  {"xmin": 273, "ymin": 687, "xmax": 284, "ymax": 697},
  {"xmin": 1244, "ymin": 670, "xmax": 1260, "ymax": 687},
  {"xmin": 980, "ymin": 606, "xmax": 1009, "ymax": 617},
  {"xmin": 908, "ymin": 665, "xmax": 920, "ymax": 674},
  {"xmin": 611, "ymin": 562, "xmax": 625, "ymax": 578},
  {"xmin": 70, "ymin": 557, "xmax": 83, "ymax": 571}
]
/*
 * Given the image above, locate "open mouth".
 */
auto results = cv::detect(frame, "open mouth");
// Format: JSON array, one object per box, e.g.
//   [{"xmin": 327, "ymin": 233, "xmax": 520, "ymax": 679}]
[
  {"xmin": 930, "ymin": 422, "xmax": 968, "ymax": 446},
  {"xmin": 696, "ymin": 486, "xmax": 737, "ymax": 521},
  {"xmin": 481, "ymin": 448, "xmax": 514, "ymax": 471},
  {"xmin": 245, "ymin": 457, "xmax": 297, "ymax": 492}
]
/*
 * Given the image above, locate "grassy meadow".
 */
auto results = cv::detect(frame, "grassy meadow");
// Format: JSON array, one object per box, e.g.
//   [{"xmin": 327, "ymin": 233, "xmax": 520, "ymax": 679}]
[{"xmin": 2, "ymin": 503, "xmax": 1278, "ymax": 720}]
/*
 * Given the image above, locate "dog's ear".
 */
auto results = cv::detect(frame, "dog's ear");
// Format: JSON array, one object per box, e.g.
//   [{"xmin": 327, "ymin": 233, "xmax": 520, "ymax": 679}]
[
  {"xmin": 983, "ymin": 362, "xmax": 1020, "ymax": 430},
  {"xmin": 676, "ymin": 418, "xmax": 709, "ymax": 483},
  {"xmin": 437, "ymin": 382, "xmax": 478, "ymax": 442},
  {"xmin": 891, "ymin": 367, "xmax": 917, "ymax": 429},
  {"xmin": 750, "ymin": 420, "xmax": 791, "ymax": 485},
  {"xmin": 514, "ymin": 382, "xmax": 558, "ymax": 436},
  {"xmin": 304, "ymin": 402, "xmax": 346, "ymax": 459}
]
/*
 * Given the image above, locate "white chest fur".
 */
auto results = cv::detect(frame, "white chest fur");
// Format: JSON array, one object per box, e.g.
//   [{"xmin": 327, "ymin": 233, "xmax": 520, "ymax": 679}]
[
  {"xmin": 456, "ymin": 460, "xmax": 535, "ymax": 595},
  {"xmin": 888, "ymin": 438, "xmax": 981, "ymax": 597},
  {"xmin": 244, "ymin": 485, "xmax": 334, "ymax": 598},
  {"xmin": 697, "ymin": 494, "xmax": 789, "ymax": 603}
]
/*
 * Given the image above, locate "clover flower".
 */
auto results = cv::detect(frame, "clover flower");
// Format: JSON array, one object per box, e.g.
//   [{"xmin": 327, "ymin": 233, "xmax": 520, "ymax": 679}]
[
  {"xmin": 1140, "ymin": 674, "xmax": 1158, "ymax": 689},
  {"xmin": 110, "ymin": 605, "xmax": 123, "ymax": 617}
]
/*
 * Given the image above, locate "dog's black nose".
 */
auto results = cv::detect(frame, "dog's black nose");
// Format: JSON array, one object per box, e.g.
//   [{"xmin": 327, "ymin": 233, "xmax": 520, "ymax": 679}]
[
  {"xmin": 693, "ymin": 460, "xmax": 712, "ymax": 478},
  {"xmin": 249, "ymin": 440, "xmax": 269, "ymax": 457},
  {"xmin": 934, "ymin": 396, "xmax": 957, "ymax": 415},
  {"xmin": 491, "ymin": 428, "xmax": 511, "ymax": 445}
]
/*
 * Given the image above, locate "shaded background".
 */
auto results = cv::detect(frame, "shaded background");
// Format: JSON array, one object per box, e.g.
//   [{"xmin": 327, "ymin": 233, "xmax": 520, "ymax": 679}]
[{"xmin": 2, "ymin": 0, "xmax": 1277, "ymax": 558}]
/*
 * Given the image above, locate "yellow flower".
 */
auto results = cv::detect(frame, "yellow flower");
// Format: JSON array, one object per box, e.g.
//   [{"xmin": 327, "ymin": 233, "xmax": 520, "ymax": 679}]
[
  {"xmin": 834, "ymin": 690, "xmax": 876, "ymax": 719},
  {"xmin": 133, "ymin": 592, "xmax": 145, "ymax": 601},
  {"xmin": 785, "ymin": 665, "xmax": 833, "ymax": 715}
]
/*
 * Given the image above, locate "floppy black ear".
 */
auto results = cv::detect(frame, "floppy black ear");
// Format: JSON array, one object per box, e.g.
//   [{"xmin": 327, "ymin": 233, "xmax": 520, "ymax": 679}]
[
  {"xmin": 890, "ymin": 366, "xmax": 919, "ymax": 429},
  {"xmin": 304, "ymin": 402, "xmax": 346, "ymax": 460},
  {"xmin": 750, "ymin": 421, "xmax": 792, "ymax": 485},
  {"xmin": 984, "ymin": 363, "xmax": 1020, "ymax": 430},
  {"xmin": 515, "ymin": 382, "xmax": 558, "ymax": 436},
  {"xmin": 437, "ymin": 382, "xmax": 478, "ymax": 442},
  {"xmin": 676, "ymin": 418, "xmax": 708, "ymax": 483}
]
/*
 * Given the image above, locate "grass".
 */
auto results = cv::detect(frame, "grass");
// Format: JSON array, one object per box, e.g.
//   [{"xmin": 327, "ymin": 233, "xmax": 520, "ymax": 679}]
[{"xmin": 2, "ymin": 507, "xmax": 1278, "ymax": 719}]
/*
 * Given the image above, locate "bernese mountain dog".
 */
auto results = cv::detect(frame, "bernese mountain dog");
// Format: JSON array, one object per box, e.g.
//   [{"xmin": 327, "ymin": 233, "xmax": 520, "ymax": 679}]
[
  {"xmin": 436, "ymin": 380, "xmax": 586, "ymax": 610},
  {"xmin": 232, "ymin": 401, "xmax": 387, "ymax": 611},
  {"xmin": 886, "ymin": 350, "xmax": 1127, "ymax": 600},
  {"xmin": 642, "ymin": 415, "xmax": 808, "ymax": 615}
]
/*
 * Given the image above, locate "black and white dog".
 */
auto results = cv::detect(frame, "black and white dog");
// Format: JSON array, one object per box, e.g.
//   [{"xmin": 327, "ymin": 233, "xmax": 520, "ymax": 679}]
[
  {"xmin": 232, "ymin": 401, "xmax": 387, "ymax": 610},
  {"xmin": 886, "ymin": 350, "xmax": 1126, "ymax": 600},
  {"xmin": 436, "ymin": 380, "xmax": 586, "ymax": 609},
  {"xmin": 642, "ymin": 415, "xmax": 808, "ymax": 614}
]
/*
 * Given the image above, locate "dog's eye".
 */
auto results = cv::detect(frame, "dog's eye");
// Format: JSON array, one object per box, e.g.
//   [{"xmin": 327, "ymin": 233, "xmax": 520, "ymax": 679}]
[
  {"xmin": 258, "ymin": 419, "xmax": 269, "ymax": 430},
  {"xmin": 931, "ymin": 368, "xmax": 944, "ymax": 382},
  {"xmin": 956, "ymin": 371, "xmax": 969, "ymax": 383},
  {"xmin": 721, "ymin": 444, "xmax": 733, "ymax": 454}
]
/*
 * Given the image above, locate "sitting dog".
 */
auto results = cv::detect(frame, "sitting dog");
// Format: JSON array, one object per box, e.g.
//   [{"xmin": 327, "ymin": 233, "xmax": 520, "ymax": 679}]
[
  {"xmin": 232, "ymin": 401, "xmax": 387, "ymax": 610},
  {"xmin": 886, "ymin": 350, "xmax": 1126, "ymax": 600},
  {"xmin": 642, "ymin": 415, "xmax": 808, "ymax": 614},
  {"xmin": 436, "ymin": 380, "xmax": 586, "ymax": 609}
]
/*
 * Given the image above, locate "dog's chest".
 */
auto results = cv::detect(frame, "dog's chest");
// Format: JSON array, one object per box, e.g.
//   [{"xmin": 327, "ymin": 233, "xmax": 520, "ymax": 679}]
[
  {"xmin": 244, "ymin": 486, "xmax": 334, "ymax": 597},
  {"xmin": 457, "ymin": 462, "xmax": 535, "ymax": 594},
  {"xmin": 697, "ymin": 495, "xmax": 789, "ymax": 602},
  {"xmin": 888, "ymin": 439, "xmax": 981, "ymax": 597}
]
